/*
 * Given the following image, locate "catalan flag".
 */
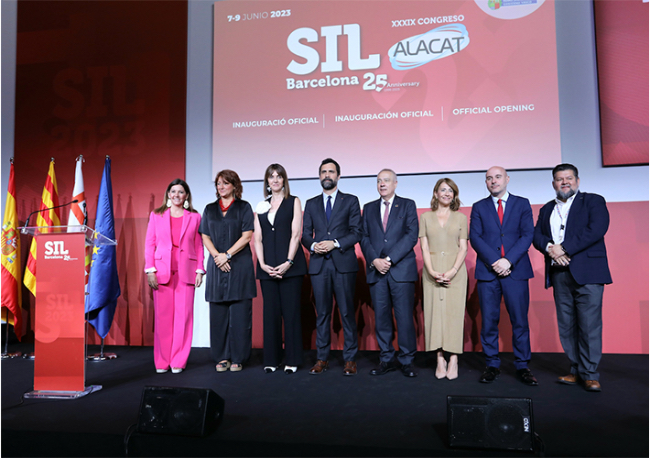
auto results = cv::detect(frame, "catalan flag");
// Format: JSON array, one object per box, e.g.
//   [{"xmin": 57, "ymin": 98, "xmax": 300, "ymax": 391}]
[
  {"xmin": 86, "ymin": 157, "xmax": 120, "ymax": 339},
  {"xmin": 67, "ymin": 156, "xmax": 91, "ymax": 287},
  {"xmin": 1, "ymin": 159, "xmax": 23, "ymax": 339},
  {"xmin": 23, "ymin": 158, "xmax": 61, "ymax": 297}
]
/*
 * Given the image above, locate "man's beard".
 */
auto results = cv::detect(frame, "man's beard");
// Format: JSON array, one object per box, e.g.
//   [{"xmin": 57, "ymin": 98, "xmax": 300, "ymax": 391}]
[
  {"xmin": 556, "ymin": 188, "xmax": 576, "ymax": 201},
  {"xmin": 321, "ymin": 178, "xmax": 337, "ymax": 190}
]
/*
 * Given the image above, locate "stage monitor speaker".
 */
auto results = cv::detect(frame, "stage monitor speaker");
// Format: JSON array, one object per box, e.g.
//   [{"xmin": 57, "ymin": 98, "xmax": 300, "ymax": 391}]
[
  {"xmin": 447, "ymin": 395, "xmax": 534, "ymax": 451},
  {"xmin": 137, "ymin": 386, "xmax": 225, "ymax": 437}
]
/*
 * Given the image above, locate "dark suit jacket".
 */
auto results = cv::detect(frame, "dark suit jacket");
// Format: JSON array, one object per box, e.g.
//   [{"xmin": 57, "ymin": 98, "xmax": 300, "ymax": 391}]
[
  {"xmin": 469, "ymin": 194, "xmax": 534, "ymax": 281},
  {"xmin": 533, "ymin": 191, "xmax": 612, "ymax": 288},
  {"xmin": 301, "ymin": 191, "xmax": 362, "ymax": 275},
  {"xmin": 360, "ymin": 196, "xmax": 419, "ymax": 284}
]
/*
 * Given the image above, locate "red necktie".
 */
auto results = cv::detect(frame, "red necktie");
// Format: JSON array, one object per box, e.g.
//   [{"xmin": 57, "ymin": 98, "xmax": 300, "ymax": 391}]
[
  {"xmin": 498, "ymin": 199, "xmax": 504, "ymax": 256},
  {"xmin": 382, "ymin": 201, "xmax": 390, "ymax": 232}
]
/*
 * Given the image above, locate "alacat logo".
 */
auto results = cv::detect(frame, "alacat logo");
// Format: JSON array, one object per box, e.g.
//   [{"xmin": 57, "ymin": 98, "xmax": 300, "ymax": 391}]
[{"xmin": 388, "ymin": 24, "xmax": 470, "ymax": 71}]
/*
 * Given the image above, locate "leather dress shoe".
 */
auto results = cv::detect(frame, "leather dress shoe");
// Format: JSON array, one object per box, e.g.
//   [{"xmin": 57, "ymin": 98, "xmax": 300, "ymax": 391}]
[
  {"xmin": 343, "ymin": 361, "xmax": 357, "ymax": 376},
  {"xmin": 517, "ymin": 368, "xmax": 539, "ymax": 386},
  {"xmin": 557, "ymin": 374, "xmax": 579, "ymax": 385},
  {"xmin": 400, "ymin": 364, "xmax": 417, "ymax": 378},
  {"xmin": 584, "ymin": 380, "xmax": 602, "ymax": 392},
  {"xmin": 479, "ymin": 367, "xmax": 500, "ymax": 383},
  {"xmin": 369, "ymin": 360, "xmax": 399, "ymax": 376},
  {"xmin": 309, "ymin": 360, "xmax": 328, "ymax": 375}
]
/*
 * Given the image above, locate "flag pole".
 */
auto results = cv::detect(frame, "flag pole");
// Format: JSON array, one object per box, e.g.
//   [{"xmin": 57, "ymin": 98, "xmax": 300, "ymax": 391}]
[
  {"xmin": 1, "ymin": 320, "xmax": 22, "ymax": 359},
  {"xmin": 2, "ymin": 157, "xmax": 23, "ymax": 358},
  {"xmin": 86, "ymin": 156, "xmax": 118, "ymax": 362},
  {"xmin": 87, "ymin": 337, "xmax": 117, "ymax": 361}
]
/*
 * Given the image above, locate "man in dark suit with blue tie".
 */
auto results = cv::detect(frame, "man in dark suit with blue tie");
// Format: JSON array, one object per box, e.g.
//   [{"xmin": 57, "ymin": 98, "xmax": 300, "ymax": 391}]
[
  {"xmin": 469, "ymin": 166, "xmax": 538, "ymax": 386},
  {"xmin": 360, "ymin": 169, "xmax": 419, "ymax": 378},
  {"xmin": 533, "ymin": 164, "xmax": 612, "ymax": 392},
  {"xmin": 302, "ymin": 158, "xmax": 362, "ymax": 376}
]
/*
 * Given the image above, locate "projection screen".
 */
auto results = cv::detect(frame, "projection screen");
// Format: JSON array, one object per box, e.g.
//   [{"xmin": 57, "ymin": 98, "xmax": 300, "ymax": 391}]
[{"xmin": 212, "ymin": 0, "xmax": 561, "ymax": 180}]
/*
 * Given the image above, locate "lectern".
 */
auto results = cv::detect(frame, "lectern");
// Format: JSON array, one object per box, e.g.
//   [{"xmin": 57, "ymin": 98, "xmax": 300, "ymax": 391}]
[{"xmin": 22, "ymin": 225, "xmax": 116, "ymax": 399}]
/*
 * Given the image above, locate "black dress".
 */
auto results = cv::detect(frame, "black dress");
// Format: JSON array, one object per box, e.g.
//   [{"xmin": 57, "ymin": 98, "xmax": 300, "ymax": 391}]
[
  {"xmin": 200, "ymin": 199, "xmax": 256, "ymax": 364},
  {"xmin": 200, "ymin": 199, "xmax": 257, "ymax": 302},
  {"xmin": 256, "ymin": 195, "xmax": 307, "ymax": 367}
]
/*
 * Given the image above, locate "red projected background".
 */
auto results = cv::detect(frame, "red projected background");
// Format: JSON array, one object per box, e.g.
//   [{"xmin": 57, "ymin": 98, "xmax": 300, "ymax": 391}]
[
  {"xmin": 594, "ymin": 0, "xmax": 649, "ymax": 166},
  {"xmin": 14, "ymin": 0, "xmax": 188, "ymax": 346},
  {"xmin": 212, "ymin": 0, "xmax": 561, "ymax": 180}
]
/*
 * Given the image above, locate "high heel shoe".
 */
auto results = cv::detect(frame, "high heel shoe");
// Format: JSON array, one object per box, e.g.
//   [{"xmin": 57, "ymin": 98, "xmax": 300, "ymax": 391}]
[
  {"xmin": 446, "ymin": 357, "xmax": 459, "ymax": 380},
  {"xmin": 435, "ymin": 357, "xmax": 448, "ymax": 379}
]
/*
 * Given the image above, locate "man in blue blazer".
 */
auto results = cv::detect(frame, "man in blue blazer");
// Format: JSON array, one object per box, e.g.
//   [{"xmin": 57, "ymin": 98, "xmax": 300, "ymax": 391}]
[
  {"xmin": 302, "ymin": 158, "xmax": 362, "ymax": 376},
  {"xmin": 469, "ymin": 166, "xmax": 538, "ymax": 386},
  {"xmin": 360, "ymin": 169, "xmax": 419, "ymax": 378},
  {"xmin": 533, "ymin": 164, "xmax": 612, "ymax": 392}
]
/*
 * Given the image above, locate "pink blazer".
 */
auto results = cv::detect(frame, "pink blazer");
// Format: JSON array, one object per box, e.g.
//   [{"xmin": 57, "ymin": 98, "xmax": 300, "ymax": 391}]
[{"xmin": 144, "ymin": 210, "xmax": 205, "ymax": 285}]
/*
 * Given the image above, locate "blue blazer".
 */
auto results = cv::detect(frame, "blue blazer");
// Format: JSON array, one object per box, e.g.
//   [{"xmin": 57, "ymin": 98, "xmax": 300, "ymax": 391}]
[
  {"xmin": 301, "ymin": 191, "xmax": 362, "ymax": 275},
  {"xmin": 360, "ymin": 196, "xmax": 419, "ymax": 284},
  {"xmin": 469, "ymin": 194, "xmax": 534, "ymax": 281},
  {"xmin": 533, "ymin": 191, "xmax": 612, "ymax": 288}
]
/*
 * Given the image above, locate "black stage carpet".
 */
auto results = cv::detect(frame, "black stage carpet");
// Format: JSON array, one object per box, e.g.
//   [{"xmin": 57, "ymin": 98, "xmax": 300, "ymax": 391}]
[{"xmin": 1, "ymin": 344, "xmax": 648, "ymax": 457}]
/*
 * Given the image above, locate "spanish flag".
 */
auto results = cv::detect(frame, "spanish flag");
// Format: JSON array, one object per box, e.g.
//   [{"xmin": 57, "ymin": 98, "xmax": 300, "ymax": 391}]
[
  {"xmin": 23, "ymin": 158, "xmax": 61, "ymax": 297},
  {"xmin": 1, "ymin": 159, "xmax": 23, "ymax": 339}
]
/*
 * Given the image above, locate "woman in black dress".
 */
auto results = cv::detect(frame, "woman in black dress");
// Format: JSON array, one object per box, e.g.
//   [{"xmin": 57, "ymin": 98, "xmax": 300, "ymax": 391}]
[
  {"xmin": 200, "ymin": 170, "xmax": 257, "ymax": 372},
  {"xmin": 253, "ymin": 164, "xmax": 307, "ymax": 374}
]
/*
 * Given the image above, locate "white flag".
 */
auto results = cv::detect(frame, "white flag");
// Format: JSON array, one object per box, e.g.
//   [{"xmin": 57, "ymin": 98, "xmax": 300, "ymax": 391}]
[
  {"xmin": 67, "ymin": 156, "xmax": 90, "ymax": 287},
  {"xmin": 68, "ymin": 156, "xmax": 87, "ymax": 229}
]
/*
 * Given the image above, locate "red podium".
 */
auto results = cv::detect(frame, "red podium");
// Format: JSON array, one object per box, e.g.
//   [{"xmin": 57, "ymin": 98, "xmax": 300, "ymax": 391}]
[{"xmin": 22, "ymin": 225, "xmax": 116, "ymax": 399}]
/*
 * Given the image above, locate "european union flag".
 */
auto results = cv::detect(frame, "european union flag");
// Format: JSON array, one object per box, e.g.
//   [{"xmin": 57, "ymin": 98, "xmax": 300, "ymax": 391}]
[{"xmin": 86, "ymin": 157, "xmax": 121, "ymax": 339}]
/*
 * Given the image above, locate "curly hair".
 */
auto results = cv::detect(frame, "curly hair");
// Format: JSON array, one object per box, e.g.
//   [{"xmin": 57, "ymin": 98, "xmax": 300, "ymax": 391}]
[{"xmin": 215, "ymin": 169, "xmax": 243, "ymax": 200}]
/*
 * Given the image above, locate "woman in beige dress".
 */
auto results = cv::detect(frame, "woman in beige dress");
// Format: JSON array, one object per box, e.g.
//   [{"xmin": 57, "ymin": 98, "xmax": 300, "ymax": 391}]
[{"xmin": 419, "ymin": 178, "xmax": 468, "ymax": 380}]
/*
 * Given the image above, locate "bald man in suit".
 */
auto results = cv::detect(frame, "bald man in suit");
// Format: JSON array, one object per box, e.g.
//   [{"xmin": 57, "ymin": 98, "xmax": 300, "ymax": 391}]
[{"xmin": 469, "ymin": 166, "xmax": 538, "ymax": 386}]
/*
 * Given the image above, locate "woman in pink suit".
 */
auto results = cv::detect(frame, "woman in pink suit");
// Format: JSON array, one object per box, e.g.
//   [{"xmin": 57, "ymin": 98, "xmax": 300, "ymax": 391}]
[{"xmin": 145, "ymin": 179, "xmax": 205, "ymax": 374}]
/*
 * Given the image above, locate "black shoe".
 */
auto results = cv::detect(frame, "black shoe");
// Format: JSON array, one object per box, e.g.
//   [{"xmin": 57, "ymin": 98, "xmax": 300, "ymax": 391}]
[
  {"xmin": 516, "ymin": 368, "xmax": 539, "ymax": 386},
  {"xmin": 400, "ymin": 364, "xmax": 417, "ymax": 378},
  {"xmin": 479, "ymin": 367, "xmax": 500, "ymax": 383},
  {"xmin": 369, "ymin": 360, "xmax": 399, "ymax": 376}
]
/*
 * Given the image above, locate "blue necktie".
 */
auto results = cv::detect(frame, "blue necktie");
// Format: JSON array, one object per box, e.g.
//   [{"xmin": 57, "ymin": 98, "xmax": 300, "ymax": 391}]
[{"xmin": 325, "ymin": 195, "xmax": 332, "ymax": 223}]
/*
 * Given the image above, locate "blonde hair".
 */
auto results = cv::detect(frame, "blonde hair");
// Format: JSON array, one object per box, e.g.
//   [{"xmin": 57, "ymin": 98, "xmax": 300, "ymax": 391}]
[{"xmin": 430, "ymin": 178, "xmax": 462, "ymax": 211}]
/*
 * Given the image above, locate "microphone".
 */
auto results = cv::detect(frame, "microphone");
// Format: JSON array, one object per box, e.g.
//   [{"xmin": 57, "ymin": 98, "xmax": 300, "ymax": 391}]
[{"xmin": 22, "ymin": 200, "xmax": 79, "ymax": 233}]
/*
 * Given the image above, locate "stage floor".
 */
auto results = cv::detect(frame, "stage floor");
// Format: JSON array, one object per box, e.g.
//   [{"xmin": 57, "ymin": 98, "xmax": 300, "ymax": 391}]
[{"xmin": 1, "ymin": 344, "xmax": 648, "ymax": 457}]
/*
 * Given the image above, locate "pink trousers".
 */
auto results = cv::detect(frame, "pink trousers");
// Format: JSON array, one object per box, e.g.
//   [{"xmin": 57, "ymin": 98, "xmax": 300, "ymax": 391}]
[{"xmin": 153, "ymin": 269, "xmax": 195, "ymax": 370}]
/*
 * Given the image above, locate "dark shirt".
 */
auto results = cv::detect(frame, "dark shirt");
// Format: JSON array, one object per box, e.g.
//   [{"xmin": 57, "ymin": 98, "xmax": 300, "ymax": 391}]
[{"xmin": 199, "ymin": 199, "xmax": 257, "ymax": 302}]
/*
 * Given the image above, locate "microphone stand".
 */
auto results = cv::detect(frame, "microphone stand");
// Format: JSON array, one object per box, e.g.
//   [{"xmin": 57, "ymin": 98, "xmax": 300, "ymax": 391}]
[{"xmin": 22, "ymin": 200, "xmax": 79, "ymax": 234}]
